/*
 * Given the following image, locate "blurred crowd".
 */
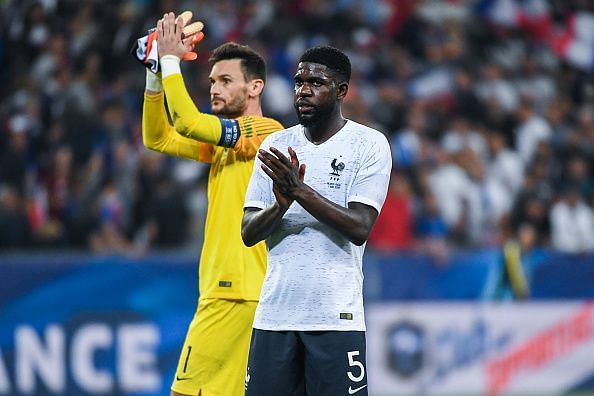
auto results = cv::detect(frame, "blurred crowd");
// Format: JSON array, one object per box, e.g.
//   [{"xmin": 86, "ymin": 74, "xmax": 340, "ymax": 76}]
[{"xmin": 0, "ymin": 0, "xmax": 593, "ymax": 256}]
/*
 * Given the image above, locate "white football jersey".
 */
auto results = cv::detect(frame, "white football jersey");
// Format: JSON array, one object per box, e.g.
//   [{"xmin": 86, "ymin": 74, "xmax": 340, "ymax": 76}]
[{"xmin": 244, "ymin": 120, "xmax": 392, "ymax": 331}]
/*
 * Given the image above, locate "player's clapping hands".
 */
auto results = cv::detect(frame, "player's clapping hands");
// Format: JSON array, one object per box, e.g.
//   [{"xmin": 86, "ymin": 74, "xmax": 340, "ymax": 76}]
[{"xmin": 258, "ymin": 147, "xmax": 306, "ymax": 209}]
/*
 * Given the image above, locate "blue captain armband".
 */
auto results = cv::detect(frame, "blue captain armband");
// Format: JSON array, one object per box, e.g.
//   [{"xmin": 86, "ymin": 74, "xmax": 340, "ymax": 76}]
[{"xmin": 218, "ymin": 118, "xmax": 241, "ymax": 148}]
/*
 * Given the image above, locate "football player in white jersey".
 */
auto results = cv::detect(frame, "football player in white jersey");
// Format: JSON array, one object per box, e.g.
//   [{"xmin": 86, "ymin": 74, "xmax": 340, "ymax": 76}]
[{"xmin": 241, "ymin": 46, "xmax": 392, "ymax": 395}]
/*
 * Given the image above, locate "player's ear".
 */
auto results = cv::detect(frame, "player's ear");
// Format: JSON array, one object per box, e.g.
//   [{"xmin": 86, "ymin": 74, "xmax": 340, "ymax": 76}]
[
  {"xmin": 249, "ymin": 79, "xmax": 264, "ymax": 98},
  {"xmin": 337, "ymin": 81, "xmax": 349, "ymax": 100}
]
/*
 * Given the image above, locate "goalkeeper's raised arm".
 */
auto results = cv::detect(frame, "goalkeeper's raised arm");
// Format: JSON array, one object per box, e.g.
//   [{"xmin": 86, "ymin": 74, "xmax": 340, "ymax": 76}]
[
  {"xmin": 142, "ymin": 12, "xmax": 281, "ymax": 164},
  {"xmin": 141, "ymin": 12, "xmax": 218, "ymax": 162}
]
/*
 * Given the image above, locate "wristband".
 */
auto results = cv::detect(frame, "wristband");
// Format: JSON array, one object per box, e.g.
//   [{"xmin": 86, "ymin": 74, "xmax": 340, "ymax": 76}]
[
  {"xmin": 161, "ymin": 55, "xmax": 181, "ymax": 78},
  {"xmin": 145, "ymin": 69, "xmax": 163, "ymax": 92}
]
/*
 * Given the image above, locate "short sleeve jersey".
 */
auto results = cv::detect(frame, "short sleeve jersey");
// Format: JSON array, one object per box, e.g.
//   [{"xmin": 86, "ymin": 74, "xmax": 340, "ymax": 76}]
[{"xmin": 244, "ymin": 120, "xmax": 392, "ymax": 331}]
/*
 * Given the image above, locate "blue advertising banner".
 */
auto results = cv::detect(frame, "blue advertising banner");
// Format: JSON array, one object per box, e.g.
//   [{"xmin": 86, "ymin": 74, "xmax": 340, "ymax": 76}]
[
  {"xmin": 363, "ymin": 249, "xmax": 594, "ymax": 301},
  {"xmin": 1, "ymin": 250, "xmax": 593, "ymax": 395},
  {"xmin": 0, "ymin": 253, "xmax": 198, "ymax": 396}
]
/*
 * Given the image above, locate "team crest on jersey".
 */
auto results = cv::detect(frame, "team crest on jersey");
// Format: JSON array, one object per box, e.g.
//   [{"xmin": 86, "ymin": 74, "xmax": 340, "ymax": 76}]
[
  {"xmin": 330, "ymin": 157, "xmax": 345, "ymax": 176},
  {"xmin": 328, "ymin": 157, "xmax": 345, "ymax": 189}
]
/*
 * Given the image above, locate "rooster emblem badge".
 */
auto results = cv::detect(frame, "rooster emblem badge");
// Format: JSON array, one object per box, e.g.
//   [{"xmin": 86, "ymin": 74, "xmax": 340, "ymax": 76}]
[{"xmin": 330, "ymin": 158, "xmax": 345, "ymax": 176}]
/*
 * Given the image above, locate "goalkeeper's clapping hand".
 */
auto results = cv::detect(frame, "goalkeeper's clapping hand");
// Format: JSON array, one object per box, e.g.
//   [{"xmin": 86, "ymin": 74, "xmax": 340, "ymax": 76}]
[
  {"xmin": 157, "ymin": 12, "xmax": 204, "ymax": 61},
  {"xmin": 178, "ymin": 11, "xmax": 204, "ymax": 61},
  {"xmin": 133, "ymin": 10, "xmax": 204, "ymax": 73}
]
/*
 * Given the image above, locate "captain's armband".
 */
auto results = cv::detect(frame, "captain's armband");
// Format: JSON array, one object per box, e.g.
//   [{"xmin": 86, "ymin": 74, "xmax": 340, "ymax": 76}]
[{"xmin": 218, "ymin": 118, "xmax": 241, "ymax": 148}]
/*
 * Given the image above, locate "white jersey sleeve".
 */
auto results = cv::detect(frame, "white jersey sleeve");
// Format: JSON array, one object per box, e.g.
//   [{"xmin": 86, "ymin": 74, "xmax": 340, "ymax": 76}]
[{"xmin": 348, "ymin": 132, "xmax": 392, "ymax": 213}]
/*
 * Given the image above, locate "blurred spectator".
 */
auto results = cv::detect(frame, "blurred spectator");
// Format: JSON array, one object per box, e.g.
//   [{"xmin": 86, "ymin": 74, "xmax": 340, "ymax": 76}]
[
  {"xmin": 511, "ymin": 194, "xmax": 551, "ymax": 248},
  {"xmin": 476, "ymin": 64, "xmax": 518, "ymax": 113},
  {"xmin": 368, "ymin": 172, "xmax": 414, "ymax": 252},
  {"xmin": 0, "ymin": 185, "xmax": 31, "ymax": 248},
  {"xmin": 574, "ymin": 106, "xmax": 594, "ymax": 159},
  {"xmin": 22, "ymin": 2, "xmax": 51, "ymax": 60},
  {"xmin": 415, "ymin": 191, "xmax": 448, "ymax": 239},
  {"xmin": 369, "ymin": 80, "xmax": 406, "ymax": 135},
  {"xmin": 0, "ymin": 0, "xmax": 592, "ymax": 254},
  {"xmin": 414, "ymin": 189, "xmax": 449, "ymax": 265},
  {"xmin": 427, "ymin": 149, "xmax": 484, "ymax": 247},
  {"xmin": 516, "ymin": 222, "xmax": 539, "ymax": 253},
  {"xmin": 561, "ymin": 155, "xmax": 593, "ymax": 201},
  {"xmin": 546, "ymin": 97, "xmax": 573, "ymax": 149},
  {"xmin": 485, "ymin": 129, "xmax": 524, "ymax": 197},
  {"xmin": 441, "ymin": 116, "xmax": 488, "ymax": 161},
  {"xmin": 514, "ymin": 97, "xmax": 553, "ymax": 164},
  {"xmin": 550, "ymin": 185, "xmax": 594, "ymax": 254},
  {"xmin": 391, "ymin": 106, "xmax": 426, "ymax": 170},
  {"xmin": 89, "ymin": 176, "xmax": 131, "ymax": 253},
  {"xmin": 31, "ymin": 33, "xmax": 69, "ymax": 89},
  {"xmin": 42, "ymin": 145, "xmax": 72, "ymax": 221},
  {"xmin": 0, "ymin": 116, "xmax": 30, "ymax": 194},
  {"xmin": 452, "ymin": 68, "xmax": 486, "ymax": 123},
  {"xmin": 515, "ymin": 54, "xmax": 556, "ymax": 112},
  {"xmin": 143, "ymin": 175, "xmax": 189, "ymax": 247}
]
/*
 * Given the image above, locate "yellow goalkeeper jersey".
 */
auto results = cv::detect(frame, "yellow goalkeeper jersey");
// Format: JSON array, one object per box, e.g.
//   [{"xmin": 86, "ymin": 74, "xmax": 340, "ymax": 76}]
[{"xmin": 142, "ymin": 73, "xmax": 283, "ymax": 301}]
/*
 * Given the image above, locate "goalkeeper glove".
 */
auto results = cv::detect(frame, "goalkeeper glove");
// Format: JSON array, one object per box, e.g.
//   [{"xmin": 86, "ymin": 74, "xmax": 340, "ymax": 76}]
[{"xmin": 132, "ymin": 11, "xmax": 204, "ymax": 72}]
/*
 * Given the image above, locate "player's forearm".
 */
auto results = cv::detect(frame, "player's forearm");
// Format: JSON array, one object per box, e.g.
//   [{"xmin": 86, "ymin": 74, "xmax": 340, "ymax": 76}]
[
  {"xmin": 292, "ymin": 186, "xmax": 376, "ymax": 246},
  {"xmin": 142, "ymin": 92, "xmax": 172, "ymax": 148},
  {"xmin": 160, "ymin": 57, "xmax": 222, "ymax": 145},
  {"xmin": 142, "ymin": 70, "xmax": 175, "ymax": 152},
  {"xmin": 142, "ymin": 93, "xmax": 202, "ymax": 161},
  {"xmin": 241, "ymin": 205, "xmax": 287, "ymax": 247}
]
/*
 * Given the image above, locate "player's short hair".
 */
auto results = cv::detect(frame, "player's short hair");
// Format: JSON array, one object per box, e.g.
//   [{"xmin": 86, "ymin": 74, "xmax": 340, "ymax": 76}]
[
  {"xmin": 299, "ymin": 46, "xmax": 351, "ymax": 83},
  {"xmin": 209, "ymin": 42, "xmax": 266, "ymax": 83}
]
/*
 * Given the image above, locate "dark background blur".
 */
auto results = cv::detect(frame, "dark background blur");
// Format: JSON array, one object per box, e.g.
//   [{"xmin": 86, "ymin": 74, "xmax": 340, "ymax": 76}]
[{"xmin": 0, "ymin": 0, "xmax": 592, "ymax": 256}]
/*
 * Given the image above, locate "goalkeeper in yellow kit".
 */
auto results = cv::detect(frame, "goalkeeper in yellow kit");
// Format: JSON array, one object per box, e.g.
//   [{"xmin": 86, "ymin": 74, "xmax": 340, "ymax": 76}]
[{"xmin": 142, "ymin": 12, "xmax": 283, "ymax": 396}]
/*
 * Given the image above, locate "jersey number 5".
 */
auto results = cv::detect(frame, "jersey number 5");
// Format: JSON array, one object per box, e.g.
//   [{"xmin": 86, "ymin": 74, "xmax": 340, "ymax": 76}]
[{"xmin": 347, "ymin": 350, "xmax": 365, "ymax": 382}]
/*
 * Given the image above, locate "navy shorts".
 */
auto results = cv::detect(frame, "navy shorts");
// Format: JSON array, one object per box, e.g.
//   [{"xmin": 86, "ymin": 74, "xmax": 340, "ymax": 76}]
[{"xmin": 245, "ymin": 329, "xmax": 368, "ymax": 396}]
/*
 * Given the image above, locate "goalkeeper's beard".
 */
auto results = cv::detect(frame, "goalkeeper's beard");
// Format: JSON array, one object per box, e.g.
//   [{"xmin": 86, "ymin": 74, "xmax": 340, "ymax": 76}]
[{"xmin": 212, "ymin": 91, "xmax": 248, "ymax": 119}]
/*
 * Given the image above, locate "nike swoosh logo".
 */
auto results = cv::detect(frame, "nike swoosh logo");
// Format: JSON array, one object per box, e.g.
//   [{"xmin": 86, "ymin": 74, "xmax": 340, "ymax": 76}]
[
  {"xmin": 348, "ymin": 384, "xmax": 368, "ymax": 394},
  {"xmin": 176, "ymin": 376, "xmax": 191, "ymax": 381}
]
